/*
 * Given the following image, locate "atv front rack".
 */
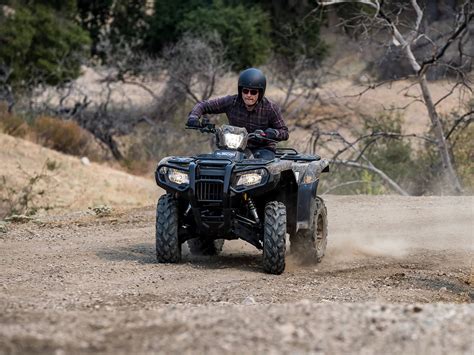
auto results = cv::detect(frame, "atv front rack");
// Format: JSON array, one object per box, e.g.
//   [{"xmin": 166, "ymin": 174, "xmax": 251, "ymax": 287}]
[{"xmin": 275, "ymin": 148, "xmax": 321, "ymax": 162}]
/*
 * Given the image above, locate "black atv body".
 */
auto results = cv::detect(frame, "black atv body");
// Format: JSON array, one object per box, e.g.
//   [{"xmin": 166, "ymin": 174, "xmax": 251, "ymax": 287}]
[{"xmin": 154, "ymin": 124, "xmax": 329, "ymax": 274}]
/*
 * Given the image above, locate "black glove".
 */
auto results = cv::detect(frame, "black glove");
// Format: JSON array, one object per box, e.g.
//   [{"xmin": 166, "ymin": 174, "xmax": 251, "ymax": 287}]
[
  {"xmin": 186, "ymin": 115, "xmax": 201, "ymax": 128},
  {"xmin": 253, "ymin": 129, "xmax": 266, "ymax": 141},
  {"xmin": 264, "ymin": 128, "xmax": 278, "ymax": 139}
]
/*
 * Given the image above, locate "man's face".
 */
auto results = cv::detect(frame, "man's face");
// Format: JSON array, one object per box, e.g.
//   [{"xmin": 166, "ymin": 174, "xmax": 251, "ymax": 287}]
[{"xmin": 242, "ymin": 87, "xmax": 259, "ymax": 107}]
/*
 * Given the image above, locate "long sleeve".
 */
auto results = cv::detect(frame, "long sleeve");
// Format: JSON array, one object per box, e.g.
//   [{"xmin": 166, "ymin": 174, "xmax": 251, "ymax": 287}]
[
  {"xmin": 269, "ymin": 103, "xmax": 289, "ymax": 141},
  {"xmin": 189, "ymin": 95, "xmax": 235, "ymax": 117}
]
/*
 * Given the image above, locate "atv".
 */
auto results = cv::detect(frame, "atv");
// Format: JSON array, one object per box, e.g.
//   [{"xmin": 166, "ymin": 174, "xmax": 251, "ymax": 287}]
[{"xmin": 154, "ymin": 121, "xmax": 329, "ymax": 274}]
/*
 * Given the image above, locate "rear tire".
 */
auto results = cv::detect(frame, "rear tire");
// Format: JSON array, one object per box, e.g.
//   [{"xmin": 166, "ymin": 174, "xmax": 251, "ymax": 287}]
[
  {"xmin": 263, "ymin": 201, "xmax": 286, "ymax": 275},
  {"xmin": 290, "ymin": 197, "xmax": 328, "ymax": 263},
  {"xmin": 188, "ymin": 238, "xmax": 224, "ymax": 256},
  {"xmin": 156, "ymin": 194, "xmax": 181, "ymax": 263}
]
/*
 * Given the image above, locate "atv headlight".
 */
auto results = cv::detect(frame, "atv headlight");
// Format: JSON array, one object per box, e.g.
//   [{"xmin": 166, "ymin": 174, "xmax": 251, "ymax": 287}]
[
  {"xmin": 236, "ymin": 169, "xmax": 266, "ymax": 187},
  {"xmin": 168, "ymin": 168, "xmax": 189, "ymax": 185},
  {"xmin": 223, "ymin": 132, "xmax": 245, "ymax": 150}
]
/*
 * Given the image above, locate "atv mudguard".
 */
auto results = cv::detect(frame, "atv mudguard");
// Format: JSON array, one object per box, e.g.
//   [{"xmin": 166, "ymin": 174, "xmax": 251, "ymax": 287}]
[{"xmin": 293, "ymin": 159, "xmax": 329, "ymax": 232}]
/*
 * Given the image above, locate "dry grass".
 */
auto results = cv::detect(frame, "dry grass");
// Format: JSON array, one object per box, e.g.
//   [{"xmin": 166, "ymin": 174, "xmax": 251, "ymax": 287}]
[
  {"xmin": 0, "ymin": 133, "xmax": 162, "ymax": 216},
  {"xmin": 0, "ymin": 104, "xmax": 29, "ymax": 138},
  {"xmin": 33, "ymin": 116, "xmax": 91, "ymax": 156}
]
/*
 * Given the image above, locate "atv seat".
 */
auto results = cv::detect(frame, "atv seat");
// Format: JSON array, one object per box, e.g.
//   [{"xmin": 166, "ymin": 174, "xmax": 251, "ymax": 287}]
[{"xmin": 275, "ymin": 148, "xmax": 321, "ymax": 162}]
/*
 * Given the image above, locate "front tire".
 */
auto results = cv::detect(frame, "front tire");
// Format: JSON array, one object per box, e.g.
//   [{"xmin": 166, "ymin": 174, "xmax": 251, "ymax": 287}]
[
  {"xmin": 290, "ymin": 197, "xmax": 328, "ymax": 263},
  {"xmin": 187, "ymin": 238, "xmax": 224, "ymax": 256},
  {"xmin": 156, "ymin": 194, "xmax": 181, "ymax": 263},
  {"xmin": 263, "ymin": 201, "xmax": 287, "ymax": 275}
]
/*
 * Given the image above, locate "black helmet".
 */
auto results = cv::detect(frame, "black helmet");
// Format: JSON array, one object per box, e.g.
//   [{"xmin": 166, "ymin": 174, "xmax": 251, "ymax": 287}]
[{"xmin": 238, "ymin": 68, "xmax": 266, "ymax": 101}]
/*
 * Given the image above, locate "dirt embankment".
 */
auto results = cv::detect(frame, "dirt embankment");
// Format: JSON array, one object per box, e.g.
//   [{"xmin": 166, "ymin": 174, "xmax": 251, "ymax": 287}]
[
  {"xmin": 0, "ymin": 133, "xmax": 161, "ymax": 215},
  {"xmin": 1, "ymin": 195, "xmax": 473, "ymax": 354}
]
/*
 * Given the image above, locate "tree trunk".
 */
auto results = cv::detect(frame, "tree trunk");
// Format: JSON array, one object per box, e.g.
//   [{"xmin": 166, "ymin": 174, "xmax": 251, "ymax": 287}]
[{"xmin": 418, "ymin": 75, "xmax": 463, "ymax": 193}]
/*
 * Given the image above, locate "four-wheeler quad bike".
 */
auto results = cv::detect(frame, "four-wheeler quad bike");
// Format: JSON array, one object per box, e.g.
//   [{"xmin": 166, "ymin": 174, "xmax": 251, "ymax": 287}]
[{"xmin": 154, "ymin": 121, "xmax": 329, "ymax": 274}]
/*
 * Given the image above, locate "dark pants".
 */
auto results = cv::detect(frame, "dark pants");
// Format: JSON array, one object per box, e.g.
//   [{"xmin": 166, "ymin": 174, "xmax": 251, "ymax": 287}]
[{"xmin": 250, "ymin": 148, "xmax": 275, "ymax": 160}]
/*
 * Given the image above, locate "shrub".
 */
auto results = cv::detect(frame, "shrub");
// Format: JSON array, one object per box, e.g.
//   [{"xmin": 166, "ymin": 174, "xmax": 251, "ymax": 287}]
[
  {"xmin": 319, "ymin": 111, "xmax": 433, "ymax": 195},
  {"xmin": 0, "ymin": 104, "xmax": 28, "ymax": 137},
  {"xmin": 0, "ymin": 159, "xmax": 59, "ymax": 219},
  {"xmin": 0, "ymin": 4, "xmax": 90, "ymax": 89},
  {"xmin": 177, "ymin": 2, "xmax": 271, "ymax": 70},
  {"xmin": 33, "ymin": 116, "xmax": 90, "ymax": 156}
]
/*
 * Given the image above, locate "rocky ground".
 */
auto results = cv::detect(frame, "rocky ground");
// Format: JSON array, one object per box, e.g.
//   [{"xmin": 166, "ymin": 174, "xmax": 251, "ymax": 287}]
[{"xmin": 0, "ymin": 195, "xmax": 473, "ymax": 354}]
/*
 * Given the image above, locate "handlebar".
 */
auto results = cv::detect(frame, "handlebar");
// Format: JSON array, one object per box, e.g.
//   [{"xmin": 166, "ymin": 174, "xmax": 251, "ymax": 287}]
[
  {"xmin": 248, "ymin": 131, "xmax": 278, "ymax": 143},
  {"xmin": 185, "ymin": 122, "xmax": 216, "ymax": 133},
  {"xmin": 186, "ymin": 119, "xmax": 277, "ymax": 143},
  {"xmin": 185, "ymin": 116, "xmax": 216, "ymax": 133}
]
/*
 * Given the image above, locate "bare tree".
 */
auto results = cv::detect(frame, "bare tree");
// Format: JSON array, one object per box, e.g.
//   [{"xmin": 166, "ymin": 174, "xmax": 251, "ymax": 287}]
[
  {"xmin": 152, "ymin": 32, "xmax": 229, "ymax": 120},
  {"xmin": 268, "ymin": 55, "xmax": 323, "ymax": 120},
  {"xmin": 310, "ymin": 125, "xmax": 442, "ymax": 195},
  {"xmin": 317, "ymin": 0, "xmax": 473, "ymax": 194}
]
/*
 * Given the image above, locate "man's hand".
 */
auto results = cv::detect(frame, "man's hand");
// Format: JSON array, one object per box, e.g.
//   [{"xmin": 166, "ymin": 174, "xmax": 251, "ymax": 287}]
[
  {"xmin": 186, "ymin": 115, "xmax": 201, "ymax": 128},
  {"xmin": 253, "ymin": 129, "xmax": 266, "ymax": 141},
  {"xmin": 264, "ymin": 128, "xmax": 278, "ymax": 139}
]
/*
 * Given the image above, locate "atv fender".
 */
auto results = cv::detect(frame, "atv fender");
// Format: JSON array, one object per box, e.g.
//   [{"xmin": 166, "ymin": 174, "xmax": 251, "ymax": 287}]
[{"xmin": 296, "ymin": 159, "xmax": 329, "ymax": 231}]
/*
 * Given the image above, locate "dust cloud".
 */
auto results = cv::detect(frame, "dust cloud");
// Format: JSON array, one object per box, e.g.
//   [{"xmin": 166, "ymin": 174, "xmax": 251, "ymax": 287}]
[{"xmin": 287, "ymin": 195, "xmax": 473, "ymax": 268}]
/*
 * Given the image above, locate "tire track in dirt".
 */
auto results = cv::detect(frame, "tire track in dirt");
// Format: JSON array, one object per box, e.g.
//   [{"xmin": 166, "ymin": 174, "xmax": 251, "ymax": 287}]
[{"xmin": 1, "ymin": 196, "xmax": 473, "ymax": 354}]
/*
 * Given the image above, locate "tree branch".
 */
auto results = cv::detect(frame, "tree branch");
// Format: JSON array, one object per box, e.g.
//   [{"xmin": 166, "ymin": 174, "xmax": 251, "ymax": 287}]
[
  {"xmin": 330, "ymin": 159, "xmax": 409, "ymax": 195},
  {"xmin": 418, "ymin": 10, "xmax": 474, "ymax": 76},
  {"xmin": 445, "ymin": 110, "xmax": 474, "ymax": 140}
]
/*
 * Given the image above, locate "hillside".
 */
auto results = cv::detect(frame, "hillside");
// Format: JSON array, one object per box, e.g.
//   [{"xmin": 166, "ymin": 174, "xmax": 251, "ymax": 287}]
[{"xmin": 0, "ymin": 133, "xmax": 161, "ymax": 217}]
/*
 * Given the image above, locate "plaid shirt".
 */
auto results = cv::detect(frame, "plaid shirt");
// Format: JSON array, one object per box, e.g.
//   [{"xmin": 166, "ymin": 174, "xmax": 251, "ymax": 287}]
[{"xmin": 190, "ymin": 95, "xmax": 289, "ymax": 150}]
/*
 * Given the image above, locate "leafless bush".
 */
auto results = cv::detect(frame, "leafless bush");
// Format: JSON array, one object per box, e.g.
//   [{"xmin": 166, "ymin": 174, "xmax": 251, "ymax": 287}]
[
  {"xmin": 0, "ymin": 159, "xmax": 59, "ymax": 219},
  {"xmin": 268, "ymin": 55, "xmax": 324, "ymax": 121},
  {"xmin": 151, "ymin": 32, "xmax": 230, "ymax": 120}
]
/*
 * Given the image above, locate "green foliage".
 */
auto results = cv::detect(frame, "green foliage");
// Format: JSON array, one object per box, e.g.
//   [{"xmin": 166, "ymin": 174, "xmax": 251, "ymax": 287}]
[
  {"xmin": 145, "ymin": 0, "xmax": 211, "ymax": 54},
  {"xmin": 77, "ymin": 0, "xmax": 114, "ymax": 55},
  {"xmin": 321, "ymin": 111, "xmax": 430, "ymax": 195},
  {"xmin": 178, "ymin": 1, "xmax": 271, "ymax": 70},
  {"xmin": 147, "ymin": 0, "xmax": 271, "ymax": 70},
  {"xmin": 27, "ymin": 0, "xmax": 77, "ymax": 14},
  {"xmin": 77, "ymin": 0, "xmax": 148, "ymax": 58},
  {"xmin": 0, "ymin": 3, "xmax": 90, "ymax": 89},
  {"xmin": 272, "ymin": 14, "xmax": 327, "ymax": 65},
  {"xmin": 322, "ymin": 109, "xmax": 474, "ymax": 195},
  {"xmin": 109, "ymin": 0, "xmax": 148, "ymax": 49},
  {"xmin": 363, "ymin": 112, "xmax": 416, "ymax": 185},
  {"xmin": 226, "ymin": 0, "xmax": 327, "ymax": 66},
  {"xmin": 452, "ymin": 124, "xmax": 473, "ymax": 193}
]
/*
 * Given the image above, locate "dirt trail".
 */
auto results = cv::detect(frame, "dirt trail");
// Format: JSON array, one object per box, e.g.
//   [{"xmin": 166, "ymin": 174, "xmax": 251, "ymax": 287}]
[{"xmin": 1, "ymin": 195, "xmax": 473, "ymax": 354}]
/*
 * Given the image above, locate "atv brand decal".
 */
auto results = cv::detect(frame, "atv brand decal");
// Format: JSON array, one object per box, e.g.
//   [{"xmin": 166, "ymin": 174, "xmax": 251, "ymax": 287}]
[{"xmin": 216, "ymin": 151, "xmax": 237, "ymax": 158}]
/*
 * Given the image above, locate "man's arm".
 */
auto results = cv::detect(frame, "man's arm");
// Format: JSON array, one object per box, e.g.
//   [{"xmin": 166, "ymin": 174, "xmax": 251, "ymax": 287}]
[
  {"xmin": 268, "ymin": 103, "xmax": 289, "ymax": 141},
  {"xmin": 189, "ymin": 95, "xmax": 234, "ymax": 117}
]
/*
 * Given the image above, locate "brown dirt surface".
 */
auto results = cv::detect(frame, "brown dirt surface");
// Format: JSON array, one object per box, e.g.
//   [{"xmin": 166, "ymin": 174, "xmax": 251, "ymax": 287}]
[{"xmin": 1, "ymin": 195, "xmax": 473, "ymax": 354}]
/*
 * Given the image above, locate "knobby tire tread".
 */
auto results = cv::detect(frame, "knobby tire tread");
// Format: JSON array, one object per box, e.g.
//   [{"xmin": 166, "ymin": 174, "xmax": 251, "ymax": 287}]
[
  {"xmin": 263, "ymin": 201, "xmax": 286, "ymax": 274},
  {"xmin": 156, "ymin": 194, "xmax": 181, "ymax": 263}
]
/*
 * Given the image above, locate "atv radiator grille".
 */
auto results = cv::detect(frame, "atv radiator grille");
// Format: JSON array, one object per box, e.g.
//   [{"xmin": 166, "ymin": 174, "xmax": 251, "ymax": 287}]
[{"xmin": 196, "ymin": 181, "xmax": 223, "ymax": 201}]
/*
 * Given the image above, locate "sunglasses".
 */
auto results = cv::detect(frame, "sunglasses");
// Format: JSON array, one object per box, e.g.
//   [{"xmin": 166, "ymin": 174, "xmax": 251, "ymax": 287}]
[{"xmin": 242, "ymin": 88, "xmax": 259, "ymax": 96}]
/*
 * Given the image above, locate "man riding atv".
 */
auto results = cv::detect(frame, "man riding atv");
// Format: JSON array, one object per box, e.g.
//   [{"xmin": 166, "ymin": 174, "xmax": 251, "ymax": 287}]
[
  {"xmin": 154, "ymin": 68, "xmax": 329, "ymax": 275},
  {"xmin": 187, "ymin": 68, "xmax": 289, "ymax": 160}
]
